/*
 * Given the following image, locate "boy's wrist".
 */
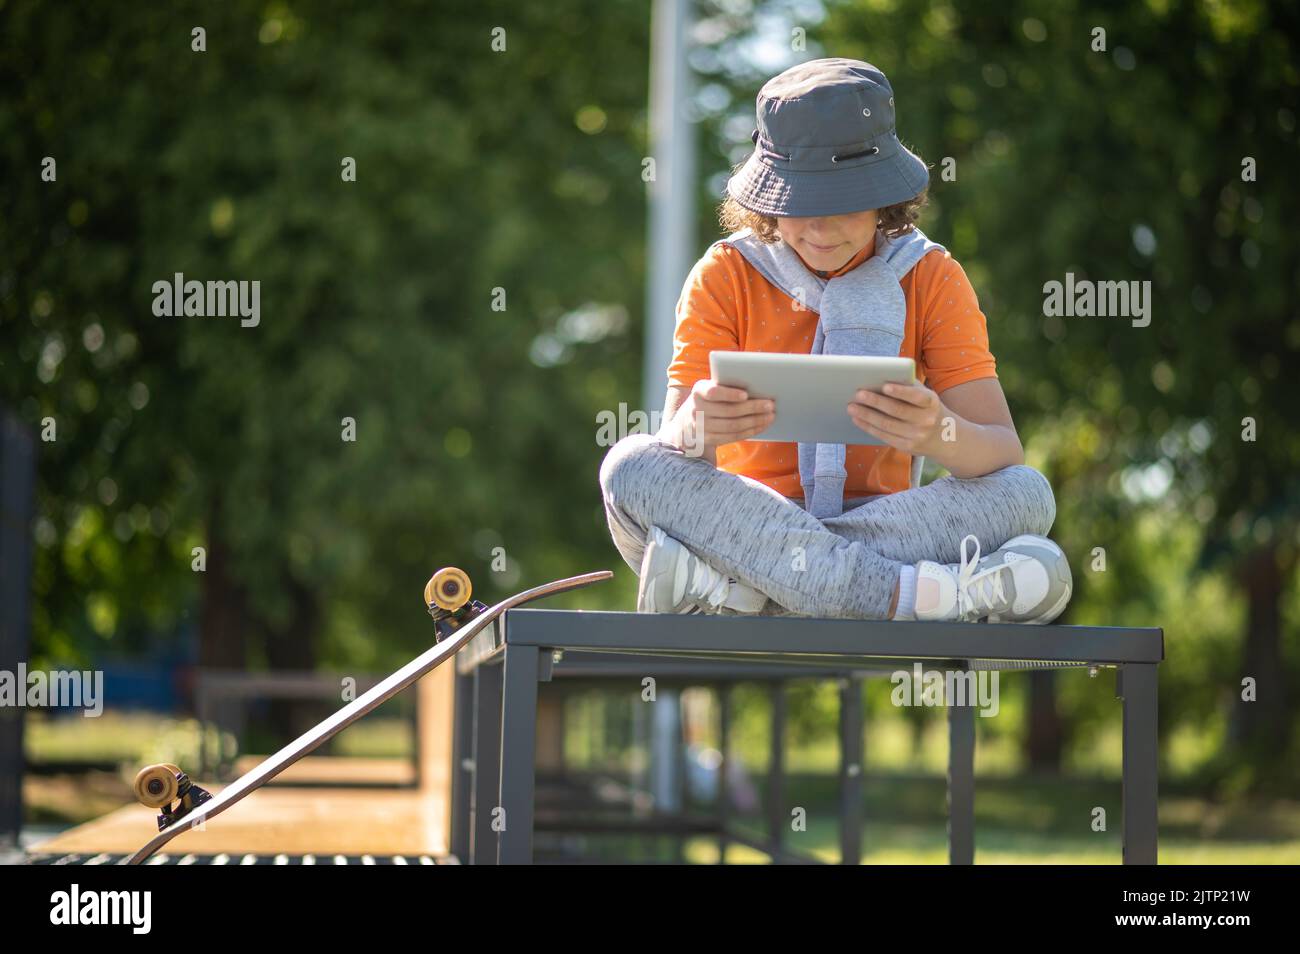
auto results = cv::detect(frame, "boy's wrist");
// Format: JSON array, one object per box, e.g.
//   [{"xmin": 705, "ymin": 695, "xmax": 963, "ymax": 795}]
[{"xmin": 659, "ymin": 410, "xmax": 714, "ymax": 462}]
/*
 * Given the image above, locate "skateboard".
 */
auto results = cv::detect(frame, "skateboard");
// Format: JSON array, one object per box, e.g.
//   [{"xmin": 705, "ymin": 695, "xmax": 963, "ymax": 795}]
[{"xmin": 127, "ymin": 567, "xmax": 611, "ymax": 864}]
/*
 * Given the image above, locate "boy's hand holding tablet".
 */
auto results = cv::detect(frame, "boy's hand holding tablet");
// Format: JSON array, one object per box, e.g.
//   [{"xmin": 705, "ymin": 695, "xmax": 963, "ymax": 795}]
[
  {"xmin": 662, "ymin": 378, "xmax": 776, "ymax": 463},
  {"xmin": 846, "ymin": 379, "xmax": 951, "ymax": 458}
]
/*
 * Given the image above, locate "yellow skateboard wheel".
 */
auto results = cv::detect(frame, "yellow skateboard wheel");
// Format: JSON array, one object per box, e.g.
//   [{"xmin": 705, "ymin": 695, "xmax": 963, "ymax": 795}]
[
  {"xmin": 425, "ymin": 567, "xmax": 472, "ymax": 612},
  {"xmin": 134, "ymin": 763, "xmax": 180, "ymax": 808}
]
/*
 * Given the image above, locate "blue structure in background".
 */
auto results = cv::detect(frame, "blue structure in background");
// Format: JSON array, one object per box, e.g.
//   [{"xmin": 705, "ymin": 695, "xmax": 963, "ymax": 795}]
[{"xmin": 93, "ymin": 643, "xmax": 197, "ymax": 712}]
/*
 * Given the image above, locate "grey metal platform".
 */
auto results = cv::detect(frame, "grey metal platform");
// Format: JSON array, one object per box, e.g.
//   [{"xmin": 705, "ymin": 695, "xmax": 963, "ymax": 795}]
[{"xmin": 452, "ymin": 609, "xmax": 1164, "ymax": 865}]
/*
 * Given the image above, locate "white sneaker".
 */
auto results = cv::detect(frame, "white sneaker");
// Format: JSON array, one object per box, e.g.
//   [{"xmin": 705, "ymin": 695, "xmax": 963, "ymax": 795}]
[
  {"xmin": 636, "ymin": 526, "xmax": 768, "ymax": 615},
  {"xmin": 914, "ymin": 534, "xmax": 1072, "ymax": 624}
]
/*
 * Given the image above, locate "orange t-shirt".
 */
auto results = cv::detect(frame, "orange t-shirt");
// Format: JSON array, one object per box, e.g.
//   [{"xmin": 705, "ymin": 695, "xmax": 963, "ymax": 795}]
[{"xmin": 666, "ymin": 233, "xmax": 998, "ymax": 499}]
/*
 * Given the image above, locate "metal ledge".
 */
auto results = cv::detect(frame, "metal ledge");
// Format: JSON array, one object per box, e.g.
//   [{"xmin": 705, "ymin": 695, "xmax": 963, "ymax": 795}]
[{"xmin": 499, "ymin": 609, "xmax": 1163, "ymax": 666}]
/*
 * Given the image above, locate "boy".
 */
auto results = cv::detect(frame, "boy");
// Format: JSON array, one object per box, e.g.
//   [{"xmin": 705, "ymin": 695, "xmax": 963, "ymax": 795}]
[{"xmin": 599, "ymin": 58, "xmax": 1071, "ymax": 624}]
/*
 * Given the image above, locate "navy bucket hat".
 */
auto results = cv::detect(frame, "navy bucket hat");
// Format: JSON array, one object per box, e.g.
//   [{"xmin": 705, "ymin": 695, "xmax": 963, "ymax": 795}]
[{"xmin": 726, "ymin": 58, "xmax": 930, "ymax": 218}]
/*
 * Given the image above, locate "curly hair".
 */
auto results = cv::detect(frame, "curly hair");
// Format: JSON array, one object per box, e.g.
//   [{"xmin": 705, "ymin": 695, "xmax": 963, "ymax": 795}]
[{"xmin": 717, "ymin": 165, "xmax": 930, "ymax": 243}]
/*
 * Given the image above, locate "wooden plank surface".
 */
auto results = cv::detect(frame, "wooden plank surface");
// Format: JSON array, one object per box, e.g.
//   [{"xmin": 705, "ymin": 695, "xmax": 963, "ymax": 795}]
[
  {"xmin": 31, "ymin": 782, "xmax": 445, "ymax": 857},
  {"xmin": 230, "ymin": 755, "xmax": 416, "ymax": 787}
]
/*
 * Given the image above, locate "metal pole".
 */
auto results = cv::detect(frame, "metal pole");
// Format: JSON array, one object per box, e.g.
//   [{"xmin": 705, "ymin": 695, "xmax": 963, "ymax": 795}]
[
  {"xmin": 947, "ymin": 690, "xmax": 975, "ymax": 864},
  {"xmin": 450, "ymin": 669, "xmax": 475, "ymax": 862},
  {"xmin": 470, "ymin": 663, "xmax": 503, "ymax": 864},
  {"xmin": 643, "ymin": 0, "xmax": 697, "ymax": 420},
  {"xmin": 717, "ymin": 683, "xmax": 731, "ymax": 864},
  {"xmin": 839, "ymin": 676, "xmax": 864, "ymax": 865},
  {"xmin": 1118, "ymin": 664, "xmax": 1159, "ymax": 864},
  {"xmin": 768, "ymin": 683, "xmax": 786, "ymax": 856},
  {"xmin": 498, "ymin": 644, "xmax": 541, "ymax": 864}
]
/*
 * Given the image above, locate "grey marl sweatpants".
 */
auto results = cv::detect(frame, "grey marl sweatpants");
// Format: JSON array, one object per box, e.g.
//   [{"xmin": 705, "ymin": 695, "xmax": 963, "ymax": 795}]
[{"xmin": 598, "ymin": 433, "xmax": 1058, "ymax": 619}]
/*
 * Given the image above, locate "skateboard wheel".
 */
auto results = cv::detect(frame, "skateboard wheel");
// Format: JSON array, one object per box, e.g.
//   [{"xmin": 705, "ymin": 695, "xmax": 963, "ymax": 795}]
[
  {"xmin": 134, "ymin": 764, "xmax": 179, "ymax": 809},
  {"xmin": 425, "ymin": 567, "xmax": 472, "ymax": 612}
]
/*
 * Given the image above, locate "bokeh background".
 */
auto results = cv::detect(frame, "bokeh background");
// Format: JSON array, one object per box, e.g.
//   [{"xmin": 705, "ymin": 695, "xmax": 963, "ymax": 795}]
[{"xmin": 2, "ymin": 0, "xmax": 1297, "ymax": 861}]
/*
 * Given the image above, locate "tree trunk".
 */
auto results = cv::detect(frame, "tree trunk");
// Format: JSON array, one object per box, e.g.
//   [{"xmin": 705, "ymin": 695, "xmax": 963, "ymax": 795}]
[
  {"xmin": 198, "ymin": 503, "xmax": 323, "ymax": 744},
  {"xmin": 197, "ymin": 525, "xmax": 249, "ymax": 670},
  {"xmin": 1231, "ymin": 543, "xmax": 1293, "ymax": 760},
  {"xmin": 265, "ymin": 574, "xmax": 323, "ymax": 741},
  {"xmin": 1025, "ymin": 670, "xmax": 1065, "ymax": 772}
]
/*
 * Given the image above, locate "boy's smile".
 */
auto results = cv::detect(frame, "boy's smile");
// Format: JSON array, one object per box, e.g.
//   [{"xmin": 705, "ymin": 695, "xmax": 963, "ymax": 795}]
[{"xmin": 778, "ymin": 208, "xmax": 880, "ymax": 273}]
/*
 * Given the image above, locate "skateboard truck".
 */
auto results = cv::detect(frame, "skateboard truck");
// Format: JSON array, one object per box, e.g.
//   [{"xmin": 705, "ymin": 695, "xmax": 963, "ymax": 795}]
[
  {"xmin": 425, "ymin": 567, "xmax": 489, "ymax": 642},
  {"xmin": 133, "ymin": 763, "xmax": 214, "ymax": 831}
]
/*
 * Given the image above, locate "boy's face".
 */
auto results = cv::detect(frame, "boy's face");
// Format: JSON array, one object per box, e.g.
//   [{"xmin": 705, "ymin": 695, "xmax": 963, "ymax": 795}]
[{"xmin": 778, "ymin": 209, "xmax": 880, "ymax": 272}]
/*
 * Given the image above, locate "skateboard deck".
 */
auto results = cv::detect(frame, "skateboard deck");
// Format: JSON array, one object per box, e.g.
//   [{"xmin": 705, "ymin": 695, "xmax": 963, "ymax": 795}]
[{"xmin": 126, "ymin": 568, "xmax": 612, "ymax": 865}]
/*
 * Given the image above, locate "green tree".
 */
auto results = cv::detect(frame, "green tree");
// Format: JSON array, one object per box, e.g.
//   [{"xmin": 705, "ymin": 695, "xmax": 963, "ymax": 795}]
[{"xmin": 1, "ymin": 1, "xmax": 650, "ymax": 692}]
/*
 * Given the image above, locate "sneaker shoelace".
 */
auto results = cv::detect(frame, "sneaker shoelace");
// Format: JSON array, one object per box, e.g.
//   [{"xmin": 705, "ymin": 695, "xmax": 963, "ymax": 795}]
[
  {"xmin": 684, "ymin": 558, "xmax": 729, "ymax": 613},
  {"xmin": 953, "ymin": 534, "xmax": 1012, "ymax": 621}
]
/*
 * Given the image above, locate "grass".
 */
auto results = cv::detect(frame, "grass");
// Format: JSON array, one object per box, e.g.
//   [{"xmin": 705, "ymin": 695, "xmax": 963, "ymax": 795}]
[
  {"xmin": 539, "ymin": 769, "xmax": 1300, "ymax": 864},
  {"xmin": 681, "ymin": 824, "xmax": 1300, "ymax": 865},
  {"xmin": 25, "ymin": 709, "xmax": 412, "ymax": 769}
]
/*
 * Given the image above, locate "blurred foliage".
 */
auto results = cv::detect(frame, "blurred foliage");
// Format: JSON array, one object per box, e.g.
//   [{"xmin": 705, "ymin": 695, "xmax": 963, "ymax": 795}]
[{"xmin": 1, "ymin": 0, "xmax": 648, "ymax": 675}]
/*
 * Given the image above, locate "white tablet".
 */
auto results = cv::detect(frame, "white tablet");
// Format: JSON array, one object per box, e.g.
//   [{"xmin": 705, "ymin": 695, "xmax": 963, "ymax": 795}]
[{"xmin": 708, "ymin": 351, "xmax": 916, "ymax": 445}]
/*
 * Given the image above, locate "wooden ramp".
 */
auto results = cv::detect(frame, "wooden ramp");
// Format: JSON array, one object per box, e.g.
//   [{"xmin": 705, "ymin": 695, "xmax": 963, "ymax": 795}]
[
  {"xmin": 28, "ymin": 755, "xmax": 449, "ymax": 860},
  {"xmin": 28, "ymin": 657, "xmax": 459, "ymax": 864}
]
